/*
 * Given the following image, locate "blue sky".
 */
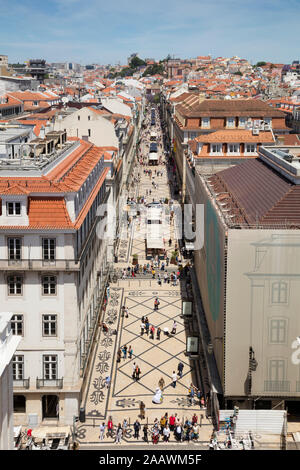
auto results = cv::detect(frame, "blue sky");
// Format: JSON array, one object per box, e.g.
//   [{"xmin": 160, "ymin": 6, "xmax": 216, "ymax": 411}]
[{"xmin": 1, "ymin": 0, "xmax": 299, "ymax": 65}]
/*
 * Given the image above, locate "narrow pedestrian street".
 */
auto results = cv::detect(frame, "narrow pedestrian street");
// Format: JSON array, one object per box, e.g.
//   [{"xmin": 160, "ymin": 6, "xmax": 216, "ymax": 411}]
[{"xmin": 77, "ymin": 103, "xmax": 213, "ymax": 447}]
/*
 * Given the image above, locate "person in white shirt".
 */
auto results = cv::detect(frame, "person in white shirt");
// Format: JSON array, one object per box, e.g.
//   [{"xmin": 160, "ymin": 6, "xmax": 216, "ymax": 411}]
[
  {"xmin": 163, "ymin": 425, "xmax": 170, "ymax": 442},
  {"xmin": 99, "ymin": 422, "xmax": 105, "ymax": 440},
  {"xmin": 172, "ymin": 371, "xmax": 178, "ymax": 388}
]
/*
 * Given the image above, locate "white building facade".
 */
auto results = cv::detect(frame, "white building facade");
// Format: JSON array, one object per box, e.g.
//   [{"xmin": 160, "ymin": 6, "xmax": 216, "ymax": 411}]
[
  {"xmin": 0, "ymin": 135, "xmax": 110, "ymax": 426},
  {"xmin": 0, "ymin": 312, "xmax": 21, "ymax": 449}
]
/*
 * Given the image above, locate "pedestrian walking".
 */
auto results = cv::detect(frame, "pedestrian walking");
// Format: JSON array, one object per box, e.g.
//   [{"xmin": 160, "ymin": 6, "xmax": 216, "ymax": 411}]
[
  {"xmin": 128, "ymin": 345, "xmax": 133, "ymax": 359},
  {"xmin": 174, "ymin": 423, "xmax": 182, "ymax": 442},
  {"xmin": 172, "ymin": 371, "xmax": 177, "ymax": 388},
  {"xmin": 154, "ymin": 297, "xmax": 160, "ymax": 310},
  {"xmin": 156, "ymin": 327, "xmax": 161, "ymax": 340},
  {"xmin": 150, "ymin": 325, "xmax": 155, "ymax": 339},
  {"xmin": 107, "ymin": 417, "xmax": 113, "ymax": 437},
  {"xmin": 117, "ymin": 348, "xmax": 121, "ymax": 363},
  {"xmin": 115, "ymin": 424, "xmax": 123, "ymax": 444},
  {"xmin": 132, "ymin": 362, "xmax": 137, "ymax": 380},
  {"xmin": 171, "ymin": 321, "xmax": 177, "ymax": 335},
  {"xmin": 177, "ymin": 361, "xmax": 184, "ymax": 378},
  {"xmin": 189, "ymin": 385, "xmax": 195, "ymax": 405},
  {"xmin": 134, "ymin": 420, "xmax": 141, "ymax": 439},
  {"xmin": 140, "ymin": 321, "xmax": 145, "ymax": 336},
  {"xmin": 163, "ymin": 425, "xmax": 170, "ymax": 442},
  {"xmin": 143, "ymin": 424, "xmax": 149, "ymax": 442},
  {"xmin": 99, "ymin": 422, "xmax": 105, "ymax": 440},
  {"xmin": 136, "ymin": 364, "xmax": 141, "ymax": 380},
  {"xmin": 122, "ymin": 344, "xmax": 128, "ymax": 359},
  {"xmin": 160, "ymin": 415, "xmax": 167, "ymax": 435},
  {"xmin": 122, "ymin": 418, "xmax": 128, "ymax": 436},
  {"xmin": 169, "ymin": 414, "xmax": 175, "ymax": 431},
  {"xmin": 139, "ymin": 401, "xmax": 146, "ymax": 419},
  {"xmin": 158, "ymin": 377, "xmax": 165, "ymax": 390},
  {"xmin": 105, "ymin": 375, "xmax": 111, "ymax": 389},
  {"xmin": 145, "ymin": 319, "xmax": 150, "ymax": 335}
]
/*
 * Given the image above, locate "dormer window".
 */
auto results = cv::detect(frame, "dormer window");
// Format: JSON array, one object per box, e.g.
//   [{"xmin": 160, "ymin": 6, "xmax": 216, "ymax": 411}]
[
  {"xmin": 227, "ymin": 117, "xmax": 235, "ymax": 128},
  {"xmin": 201, "ymin": 117, "xmax": 210, "ymax": 128},
  {"xmin": 7, "ymin": 202, "xmax": 21, "ymax": 216}
]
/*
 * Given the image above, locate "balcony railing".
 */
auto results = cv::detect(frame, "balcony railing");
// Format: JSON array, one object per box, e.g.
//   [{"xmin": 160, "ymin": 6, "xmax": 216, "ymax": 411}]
[
  {"xmin": 1, "ymin": 259, "xmax": 80, "ymax": 271},
  {"xmin": 13, "ymin": 378, "xmax": 30, "ymax": 389},
  {"xmin": 36, "ymin": 378, "xmax": 63, "ymax": 389},
  {"xmin": 264, "ymin": 380, "xmax": 290, "ymax": 392}
]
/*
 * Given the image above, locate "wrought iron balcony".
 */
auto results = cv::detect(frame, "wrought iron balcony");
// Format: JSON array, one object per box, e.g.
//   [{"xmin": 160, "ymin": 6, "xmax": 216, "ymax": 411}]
[
  {"xmin": 36, "ymin": 378, "xmax": 63, "ymax": 389},
  {"xmin": 264, "ymin": 380, "xmax": 290, "ymax": 392},
  {"xmin": 0, "ymin": 259, "xmax": 80, "ymax": 271},
  {"xmin": 13, "ymin": 378, "xmax": 30, "ymax": 389}
]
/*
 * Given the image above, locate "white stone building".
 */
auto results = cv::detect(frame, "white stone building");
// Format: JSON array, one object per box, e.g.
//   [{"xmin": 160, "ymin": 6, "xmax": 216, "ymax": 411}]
[
  {"xmin": 0, "ymin": 132, "xmax": 110, "ymax": 426},
  {"xmin": 0, "ymin": 312, "xmax": 21, "ymax": 449}
]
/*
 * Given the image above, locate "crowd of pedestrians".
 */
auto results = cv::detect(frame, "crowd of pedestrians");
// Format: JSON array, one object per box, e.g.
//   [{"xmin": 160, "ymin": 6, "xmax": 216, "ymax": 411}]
[{"xmin": 100, "ymin": 412, "xmax": 204, "ymax": 444}]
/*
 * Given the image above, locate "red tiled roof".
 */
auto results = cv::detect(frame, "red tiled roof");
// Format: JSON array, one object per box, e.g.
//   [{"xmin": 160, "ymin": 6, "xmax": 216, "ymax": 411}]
[
  {"xmin": 209, "ymin": 159, "xmax": 300, "ymax": 226},
  {"xmin": 194, "ymin": 130, "xmax": 274, "ymax": 143},
  {"xmin": 28, "ymin": 197, "xmax": 73, "ymax": 228}
]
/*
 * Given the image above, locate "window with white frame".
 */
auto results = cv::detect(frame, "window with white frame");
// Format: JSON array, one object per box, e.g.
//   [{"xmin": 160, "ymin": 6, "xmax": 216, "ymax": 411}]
[
  {"xmin": 8, "ymin": 275, "xmax": 22, "ymax": 295},
  {"xmin": 272, "ymin": 281, "xmax": 288, "ymax": 304},
  {"xmin": 7, "ymin": 202, "xmax": 21, "ymax": 216},
  {"xmin": 10, "ymin": 314, "xmax": 24, "ymax": 335},
  {"xmin": 269, "ymin": 359, "xmax": 285, "ymax": 381},
  {"xmin": 190, "ymin": 132, "xmax": 198, "ymax": 139},
  {"xmin": 239, "ymin": 117, "xmax": 247, "ymax": 127},
  {"xmin": 42, "ymin": 238, "xmax": 56, "ymax": 261},
  {"xmin": 8, "ymin": 237, "xmax": 21, "ymax": 260},
  {"xmin": 210, "ymin": 143, "xmax": 222, "ymax": 154},
  {"xmin": 245, "ymin": 143, "xmax": 257, "ymax": 153},
  {"xmin": 264, "ymin": 117, "xmax": 272, "ymax": 126},
  {"xmin": 42, "ymin": 315, "xmax": 57, "ymax": 336},
  {"xmin": 201, "ymin": 117, "xmax": 210, "ymax": 128},
  {"xmin": 13, "ymin": 355, "xmax": 24, "ymax": 380},
  {"xmin": 227, "ymin": 143, "xmax": 240, "ymax": 153},
  {"xmin": 42, "ymin": 275, "xmax": 57, "ymax": 295},
  {"xmin": 269, "ymin": 318, "xmax": 287, "ymax": 344},
  {"xmin": 226, "ymin": 117, "xmax": 235, "ymax": 128},
  {"xmin": 43, "ymin": 355, "xmax": 57, "ymax": 380}
]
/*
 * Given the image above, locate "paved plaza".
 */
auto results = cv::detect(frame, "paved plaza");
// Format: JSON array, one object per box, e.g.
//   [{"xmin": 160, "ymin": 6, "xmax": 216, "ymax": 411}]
[{"xmin": 77, "ymin": 106, "xmax": 213, "ymax": 447}]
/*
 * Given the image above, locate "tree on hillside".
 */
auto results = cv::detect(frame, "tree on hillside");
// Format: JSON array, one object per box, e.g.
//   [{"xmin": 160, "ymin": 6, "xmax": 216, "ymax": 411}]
[
  {"xmin": 256, "ymin": 61, "xmax": 267, "ymax": 67},
  {"xmin": 129, "ymin": 56, "xmax": 147, "ymax": 68}
]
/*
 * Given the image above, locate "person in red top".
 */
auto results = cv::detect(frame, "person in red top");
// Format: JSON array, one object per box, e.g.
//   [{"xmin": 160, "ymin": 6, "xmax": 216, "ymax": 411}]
[
  {"xmin": 107, "ymin": 417, "xmax": 113, "ymax": 437},
  {"xmin": 169, "ymin": 414, "xmax": 175, "ymax": 431},
  {"xmin": 27, "ymin": 428, "xmax": 32, "ymax": 437},
  {"xmin": 192, "ymin": 413, "xmax": 198, "ymax": 425},
  {"xmin": 150, "ymin": 325, "xmax": 155, "ymax": 340}
]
